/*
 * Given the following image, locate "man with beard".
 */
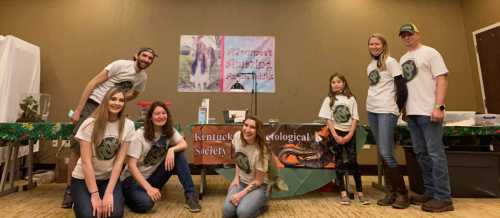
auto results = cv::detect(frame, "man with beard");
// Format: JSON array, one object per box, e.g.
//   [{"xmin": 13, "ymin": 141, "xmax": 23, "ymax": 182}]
[{"xmin": 61, "ymin": 47, "xmax": 158, "ymax": 208}]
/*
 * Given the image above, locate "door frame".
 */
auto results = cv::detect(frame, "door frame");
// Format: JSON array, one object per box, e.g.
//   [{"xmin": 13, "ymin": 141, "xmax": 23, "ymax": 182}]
[{"xmin": 472, "ymin": 22, "xmax": 500, "ymax": 113}]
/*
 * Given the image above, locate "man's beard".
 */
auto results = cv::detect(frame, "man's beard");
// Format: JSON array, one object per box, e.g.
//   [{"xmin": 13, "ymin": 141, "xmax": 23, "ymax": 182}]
[{"xmin": 137, "ymin": 61, "xmax": 150, "ymax": 70}]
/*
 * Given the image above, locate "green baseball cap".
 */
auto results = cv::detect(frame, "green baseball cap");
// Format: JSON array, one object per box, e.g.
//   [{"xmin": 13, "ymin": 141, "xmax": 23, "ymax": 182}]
[{"xmin": 399, "ymin": 23, "xmax": 420, "ymax": 36}]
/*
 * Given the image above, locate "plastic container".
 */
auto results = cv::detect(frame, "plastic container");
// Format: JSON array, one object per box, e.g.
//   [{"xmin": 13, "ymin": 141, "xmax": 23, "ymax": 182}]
[
  {"xmin": 475, "ymin": 114, "xmax": 499, "ymax": 126},
  {"xmin": 444, "ymin": 111, "xmax": 475, "ymax": 126}
]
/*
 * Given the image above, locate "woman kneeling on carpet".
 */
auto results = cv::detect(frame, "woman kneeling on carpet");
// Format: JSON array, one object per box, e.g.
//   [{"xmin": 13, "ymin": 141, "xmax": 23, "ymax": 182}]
[
  {"xmin": 223, "ymin": 116, "xmax": 271, "ymax": 218},
  {"xmin": 121, "ymin": 101, "xmax": 201, "ymax": 213}
]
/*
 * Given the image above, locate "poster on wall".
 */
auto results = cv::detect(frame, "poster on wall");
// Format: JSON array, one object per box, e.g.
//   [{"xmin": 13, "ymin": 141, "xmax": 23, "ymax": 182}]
[{"xmin": 178, "ymin": 35, "xmax": 275, "ymax": 93}]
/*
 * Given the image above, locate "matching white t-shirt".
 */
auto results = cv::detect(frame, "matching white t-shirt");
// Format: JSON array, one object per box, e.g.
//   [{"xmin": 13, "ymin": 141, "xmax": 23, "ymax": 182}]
[
  {"xmin": 232, "ymin": 131, "xmax": 269, "ymax": 185},
  {"xmin": 72, "ymin": 117, "xmax": 136, "ymax": 180},
  {"xmin": 366, "ymin": 57, "xmax": 401, "ymax": 115},
  {"xmin": 90, "ymin": 60, "xmax": 147, "ymax": 104},
  {"xmin": 400, "ymin": 45, "xmax": 448, "ymax": 116},
  {"xmin": 121, "ymin": 127, "xmax": 184, "ymax": 180},
  {"xmin": 318, "ymin": 95, "xmax": 359, "ymax": 132},
  {"xmin": 71, "ymin": 45, "xmax": 448, "ymax": 182}
]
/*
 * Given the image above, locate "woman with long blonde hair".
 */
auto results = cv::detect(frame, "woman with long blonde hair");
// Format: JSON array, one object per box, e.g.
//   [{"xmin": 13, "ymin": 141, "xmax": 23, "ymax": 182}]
[
  {"xmin": 71, "ymin": 87, "xmax": 135, "ymax": 218},
  {"xmin": 366, "ymin": 33, "xmax": 408, "ymax": 209}
]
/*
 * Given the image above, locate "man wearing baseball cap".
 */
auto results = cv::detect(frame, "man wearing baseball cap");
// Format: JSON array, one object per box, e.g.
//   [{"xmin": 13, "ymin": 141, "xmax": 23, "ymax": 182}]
[
  {"xmin": 61, "ymin": 47, "xmax": 158, "ymax": 208},
  {"xmin": 398, "ymin": 23, "xmax": 454, "ymax": 212}
]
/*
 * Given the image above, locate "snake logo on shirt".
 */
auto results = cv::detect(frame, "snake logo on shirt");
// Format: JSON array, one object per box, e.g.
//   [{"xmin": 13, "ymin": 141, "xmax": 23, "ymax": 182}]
[
  {"xmin": 143, "ymin": 145, "xmax": 168, "ymax": 167},
  {"xmin": 235, "ymin": 152, "xmax": 251, "ymax": 174},
  {"xmin": 115, "ymin": 81, "xmax": 133, "ymax": 92},
  {"xmin": 143, "ymin": 136, "xmax": 169, "ymax": 167},
  {"xmin": 96, "ymin": 137, "xmax": 120, "ymax": 160},
  {"xmin": 368, "ymin": 69, "xmax": 380, "ymax": 86},
  {"xmin": 401, "ymin": 60, "xmax": 418, "ymax": 82},
  {"xmin": 333, "ymin": 105, "xmax": 351, "ymax": 123}
]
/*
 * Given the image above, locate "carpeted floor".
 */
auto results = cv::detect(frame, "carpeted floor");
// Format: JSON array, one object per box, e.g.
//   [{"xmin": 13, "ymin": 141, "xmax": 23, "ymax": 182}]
[{"xmin": 0, "ymin": 175, "xmax": 499, "ymax": 218}]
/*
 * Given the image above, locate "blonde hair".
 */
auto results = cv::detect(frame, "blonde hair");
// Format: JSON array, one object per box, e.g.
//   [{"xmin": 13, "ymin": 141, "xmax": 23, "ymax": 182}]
[
  {"xmin": 368, "ymin": 33, "xmax": 389, "ymax": 71},
  {"xmin": 89, "ymin": 87, "xmax": 127, "ymax": 146}
]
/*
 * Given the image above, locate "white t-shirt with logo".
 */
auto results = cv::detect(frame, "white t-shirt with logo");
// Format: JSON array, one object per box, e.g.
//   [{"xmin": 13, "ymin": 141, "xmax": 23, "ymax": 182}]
[
  {"xmin": 366, "ymin": 56, "xmax": 402, "ymax": 115},
  {"xmin": 72, "ymin": 117, "xmax": 136, "ymax": 180},
  {"xmin": 121, "ymin": 127, "xmax": 183, "ymax": 180},
  {"xmin": 400, "ymin": 45, "xmax": 448, "ymax": 116},
  {"xmin": 318, "ymin": 95, "xmax": 359, "ymax": 132},
  {"xmin": 90, "ymin": 60, "xmax": 147, "ymax": 104},
  {"xmin": 232, "ymin": 131, "xmax": 269, "ymax": 184}
]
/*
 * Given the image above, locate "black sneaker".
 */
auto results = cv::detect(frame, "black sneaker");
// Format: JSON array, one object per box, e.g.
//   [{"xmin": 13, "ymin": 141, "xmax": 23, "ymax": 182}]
[
  {"xmin": 61, "ymin": 186, "xmax": 73, "ymax": 209},
  {"xmin": 184, "ymin": 193, "xmax": 201, "ymax": 213}
]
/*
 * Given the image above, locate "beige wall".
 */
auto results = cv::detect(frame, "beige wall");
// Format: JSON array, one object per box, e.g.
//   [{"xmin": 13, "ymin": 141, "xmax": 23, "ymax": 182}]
[
  {"xmin": 460, "ymin": 0, "xmax": 500, "ymax": 112},
  {"xmin": 0, "ymin": 0, "xmax": 479, "ymax": 125},
  {"xmin": 0, "ymin": 0, "xmax": 489, "ymax": 164}
]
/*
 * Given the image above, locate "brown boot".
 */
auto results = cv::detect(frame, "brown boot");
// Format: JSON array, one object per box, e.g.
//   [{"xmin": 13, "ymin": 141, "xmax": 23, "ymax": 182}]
[
  {"xmin": 60, "ymin": 186, "xmax": 73, "ymax": 209},
  {"xmin": 422, "ymin": 199, "xmax": 454, "ymax": 212},
  {"xmin": 387, "ymin": 166, "xmax": 409, "ymax": 209},
  {"xmin": 377, "ymin": 164, "xmax": 395, "ymax": 206},
  {"xmin": 393, "ymin": 193, "xmax": 410, "ymax": 209},
  {"xmin": 410, "ymin": 194, "xmax": 433, "ymax": 205},
  {"xmin": 377, "ymin": 192, "xmax": 396, "ymax": 206}
]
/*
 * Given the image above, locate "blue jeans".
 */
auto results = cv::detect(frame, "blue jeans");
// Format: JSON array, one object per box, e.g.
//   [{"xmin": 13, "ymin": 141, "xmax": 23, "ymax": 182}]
[
  {"xmin": 223, "ymin": 182, "xmax": 268, "ymax": 218},
  {"xmin": 122, "ymin": 151, "xmax": 195, "ymax": 213},
  {"xmin": 367, "ymin": 112, "xmax": 399, "ymax": 168},
  {"xmin": 70, "ymin": 178, "xmax": 124, "ymax": 218},
  {"xmin": 407, "ymin": 115, "xmax": 452, "ymax": 200}
]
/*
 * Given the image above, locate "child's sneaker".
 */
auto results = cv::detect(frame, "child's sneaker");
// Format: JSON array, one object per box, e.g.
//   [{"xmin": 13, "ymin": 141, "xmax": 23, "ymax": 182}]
[
  {"xmin": 358, "ymin": 195, "xmax": 370, "ymax": 205},
  {"xmin": 340, "ymin": 195, "xmax": 351, "ymax": 205}
]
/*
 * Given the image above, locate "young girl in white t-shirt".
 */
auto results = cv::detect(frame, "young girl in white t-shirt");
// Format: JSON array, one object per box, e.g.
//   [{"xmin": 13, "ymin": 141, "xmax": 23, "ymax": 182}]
[
  {"xmin": 71, "ymin": 87, "xmax": 136, "ymax": 218},
  {"xmin": 318, "ymin": 73, "xmax": 368, "ymax": 205}
]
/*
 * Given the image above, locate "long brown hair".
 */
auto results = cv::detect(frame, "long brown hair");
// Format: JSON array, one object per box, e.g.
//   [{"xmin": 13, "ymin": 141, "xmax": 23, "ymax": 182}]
[
  {"xmin": 328, "ymin": 73, "xmax": 354, "ymax": 108},
  {"xmin": 143, "ymin": 101, "xmax": 174, "ymax": 142},
  {"xmin": 89, "ymin": 87, "xmax": 127, "ymax": 146},
  {"xmin": 240, "ymin": 116, "xmax": 269, "ymax": 165},
  {"xmin": 368, "ymin": 33, "xmax": 389, "ymax": 71}
]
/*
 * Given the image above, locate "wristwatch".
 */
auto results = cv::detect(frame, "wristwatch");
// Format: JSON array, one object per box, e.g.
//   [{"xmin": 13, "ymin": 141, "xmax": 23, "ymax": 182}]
[{"xmin": 435, "ymin": 104, "xmax": 446, "ymax": 111}]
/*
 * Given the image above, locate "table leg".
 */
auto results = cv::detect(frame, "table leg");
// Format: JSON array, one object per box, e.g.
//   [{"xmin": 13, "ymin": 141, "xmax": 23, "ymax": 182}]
[
  {"xmin": 0, "ymin": 143, "xmax": 20, "ymax": 196},
  {"xmin": 22, "ymin": 140, "xmax": 37, "ymax": 190},
  {"xmin": 0, "ymin": 142, "xmax": 19, "ymax": 196},
  {"xmin": 0, "ymin": 143, "xmax": 13, "ymax": 192},
  {"xmin": 199, "ymin": 167, "xmax": 206, "ymax": 200},
  {"xmin": 9, "ymin": 144, "xmax": 19, "ymax": 190}
]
